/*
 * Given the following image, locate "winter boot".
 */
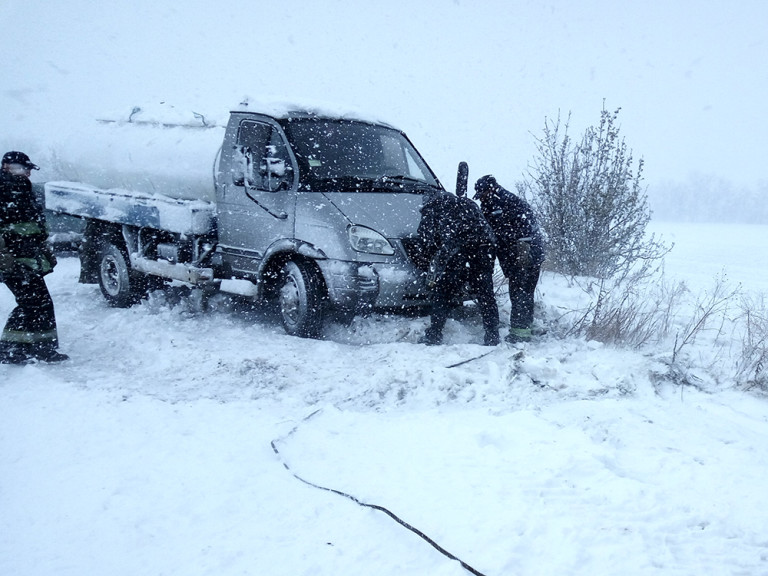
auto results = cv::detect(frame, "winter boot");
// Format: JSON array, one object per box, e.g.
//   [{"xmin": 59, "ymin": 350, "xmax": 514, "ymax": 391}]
[
  {"xmin": 0, "ymin": 343, "xmax": 31, "ymax": 365},
  {"xmin": 30, "ymin": 344, "xmax": 70, "ymax": 363},
  {"xmin": 36, "ymin": 350, "xmax": 70, "ymax": 363},
  {"xmin": 483, "ymin": 332, "xmax": 500, "ymax": 346},
  {"xmin": 418, "ymin": 327, "xmax": 443, "ymax": 346},
  {"xmin": 505, "ymin": 327, "xmax": 532, "ymax": 344}
]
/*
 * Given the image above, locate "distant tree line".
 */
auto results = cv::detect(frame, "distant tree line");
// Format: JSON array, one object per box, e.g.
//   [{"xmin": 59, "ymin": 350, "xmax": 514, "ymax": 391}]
[{"xmin": 646, "ymin": 176, "xmax": 768, "ymax": 224}]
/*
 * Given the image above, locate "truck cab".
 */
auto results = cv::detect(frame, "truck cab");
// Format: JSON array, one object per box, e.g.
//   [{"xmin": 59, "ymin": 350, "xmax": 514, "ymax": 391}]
[{"xmin": 212, "ymin": 107, "xmax": 442, "ymax": 335}]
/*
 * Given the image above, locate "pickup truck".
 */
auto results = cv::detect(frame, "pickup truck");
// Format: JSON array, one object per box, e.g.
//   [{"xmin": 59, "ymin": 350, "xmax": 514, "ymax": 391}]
[{"xmin": 45, "ymin": 103, "xmax": 455, "ymax": 337}]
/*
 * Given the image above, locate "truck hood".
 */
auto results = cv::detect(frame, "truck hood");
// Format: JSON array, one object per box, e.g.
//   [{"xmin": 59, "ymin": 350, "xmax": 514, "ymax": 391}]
[{"xmin": 321, "ymin": 192, "xmax": 425, "ymax": 238}]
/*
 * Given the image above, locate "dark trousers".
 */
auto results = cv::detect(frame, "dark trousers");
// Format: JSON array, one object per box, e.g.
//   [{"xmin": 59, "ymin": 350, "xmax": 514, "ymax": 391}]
[
  {"xmin": 503, "ymin": 258, "xmax": 541, "ymax": 329},
  {"xmin": 427, "ymin": 246, "xmax": 499, "ymax": 342},
  {"xmin": 1, "ymin": 270, "xmax": 59, "ymax": 354}
]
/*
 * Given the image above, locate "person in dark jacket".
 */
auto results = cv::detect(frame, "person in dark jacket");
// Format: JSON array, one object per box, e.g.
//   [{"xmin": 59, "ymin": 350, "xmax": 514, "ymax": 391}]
[
  {"xmin": 414, "ymin": 190, "xmax": 499, "ymax": 346},
  {"xmin": 474, "ymin": 175, "xmax": 545, "ymax": 343},
  {"xmin": 0, "ymin": 151, "xmax": 68, "ymax": 364}
]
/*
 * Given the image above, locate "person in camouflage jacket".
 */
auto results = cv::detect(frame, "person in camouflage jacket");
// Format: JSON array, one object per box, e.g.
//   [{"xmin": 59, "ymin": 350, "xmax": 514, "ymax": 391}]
[{"xmin": 0, "ymin": 151, "xmax": 67, "ymax": 364}]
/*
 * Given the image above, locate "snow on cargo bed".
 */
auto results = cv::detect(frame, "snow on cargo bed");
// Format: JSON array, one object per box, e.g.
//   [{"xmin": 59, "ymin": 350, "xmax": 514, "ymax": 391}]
[{"xmin": 44, "ymin": 181, "xmax": 215, "ymax": 235}]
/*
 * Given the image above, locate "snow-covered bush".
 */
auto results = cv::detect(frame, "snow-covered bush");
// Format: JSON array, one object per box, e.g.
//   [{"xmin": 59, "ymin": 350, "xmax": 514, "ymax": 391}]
[
  {"xmin": 520, "ymin": 104, "xmax": 669, "ymax": 280},
  {"xmin": 735, "ymin": 294, "xmax": 768, "ymax": 391}
]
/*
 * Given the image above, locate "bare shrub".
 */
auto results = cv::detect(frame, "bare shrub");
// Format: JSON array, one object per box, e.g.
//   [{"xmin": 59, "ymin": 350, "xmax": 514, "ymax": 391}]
[
  {"xmin": 646, "ymin": 275, "xmax": 740, "ymax": 395},
  {"xmin": 492, "ymin": 267, "xmax": 507, "ymax": 298},
  {"xmin": 562, "ymin": 269, "xmax": 740, "ymax": 362},
  {"xmin": 521, "ymin": 104, "xmax": 670, "ymax": 280},
  {"xmin": 565, "ymin": 266, "xmax": 685, "ymax": 348},
  {"xmin": 734, "ymin": 294, "xmax": 768, "ymax": 391},
  {"xmin": 669, "ymin": 275, "xmax": 738, "ymax": 363}
]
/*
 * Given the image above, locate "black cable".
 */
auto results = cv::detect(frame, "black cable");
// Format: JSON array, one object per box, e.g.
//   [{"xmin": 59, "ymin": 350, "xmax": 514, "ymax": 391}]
[
  {"xmin": 445, "ymin": 350, "xmax": 495, "ymax": 368},
  {"xmin": 271, "ymin": 414, "xmax": 490, "ymax": 576}
]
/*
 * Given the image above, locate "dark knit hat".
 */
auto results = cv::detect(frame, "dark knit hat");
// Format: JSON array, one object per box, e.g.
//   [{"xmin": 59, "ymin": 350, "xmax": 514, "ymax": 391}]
[
  {"xmin": 473, "ymin": 174, "xmax": 497, "ymax": 198},
  {"xmin": 2, "ymin": 151, "xmax": 39, "ymax": 170}
]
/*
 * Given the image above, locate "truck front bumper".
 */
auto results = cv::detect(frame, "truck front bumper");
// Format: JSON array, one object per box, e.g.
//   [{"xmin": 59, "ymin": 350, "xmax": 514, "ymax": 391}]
[{"xmin": 316, "ymin": 259, "xmax": 430, "ymax": 312}]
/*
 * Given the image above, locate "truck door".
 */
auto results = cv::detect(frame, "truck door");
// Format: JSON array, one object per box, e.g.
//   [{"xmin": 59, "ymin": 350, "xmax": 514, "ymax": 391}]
[{"xmin": 217, "ymin": 119, "xmax": 296, "ymax": 277}]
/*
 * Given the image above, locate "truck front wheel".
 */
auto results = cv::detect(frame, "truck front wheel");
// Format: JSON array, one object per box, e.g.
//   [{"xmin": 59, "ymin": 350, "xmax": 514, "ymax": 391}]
[
  {"xmin": 98, "ymin": 242, "xmax": 141, "ymax": 307},
  {"xmin": 278, "ymin": 260, "xmax": 325, "ymax": 338}
]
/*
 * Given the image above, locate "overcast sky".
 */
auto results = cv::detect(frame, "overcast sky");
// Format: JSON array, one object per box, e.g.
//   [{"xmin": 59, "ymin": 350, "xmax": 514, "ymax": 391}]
[{"xmin": 1, "ymin": 0, "xmax": 766, "ymax": 189}]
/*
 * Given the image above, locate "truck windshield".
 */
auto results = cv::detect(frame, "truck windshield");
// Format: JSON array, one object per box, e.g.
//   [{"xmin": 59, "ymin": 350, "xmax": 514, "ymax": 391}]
[{"xmin": 282, "ymin": 118, "xmax": 442, "ymax": 193}]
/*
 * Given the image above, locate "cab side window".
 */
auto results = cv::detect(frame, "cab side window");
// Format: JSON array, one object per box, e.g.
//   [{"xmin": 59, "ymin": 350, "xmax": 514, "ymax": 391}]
[{"xmin": 234, "ymin": 121, "xmax": 293, "ymax": 191}]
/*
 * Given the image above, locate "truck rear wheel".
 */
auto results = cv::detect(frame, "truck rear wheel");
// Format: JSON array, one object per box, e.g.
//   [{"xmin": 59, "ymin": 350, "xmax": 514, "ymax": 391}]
[
  {"xmin": 278, "ymin": 260, "xmax": 325, "ymax": 338},
  {"xmin": 98, "ymin": 242, "xmax": 142, "ymax": 307}
]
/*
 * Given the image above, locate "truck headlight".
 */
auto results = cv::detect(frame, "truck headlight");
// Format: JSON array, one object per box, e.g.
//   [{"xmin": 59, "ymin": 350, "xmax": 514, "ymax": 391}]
[{"xmin": 348, "ymin": 225, "xmax": 395, "ymax": 255}]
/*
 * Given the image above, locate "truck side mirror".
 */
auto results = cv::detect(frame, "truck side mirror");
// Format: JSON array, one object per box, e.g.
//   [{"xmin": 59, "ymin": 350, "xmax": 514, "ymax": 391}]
[{"xmin": 456, "ymin": 161, "xmax": 469, "ymax": 197}]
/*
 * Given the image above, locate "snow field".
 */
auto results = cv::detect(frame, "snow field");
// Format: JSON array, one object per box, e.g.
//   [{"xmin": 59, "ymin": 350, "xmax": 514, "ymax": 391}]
[{"xmin": 4, "ymin": 223, "xmax": 768, "ymax": 575}]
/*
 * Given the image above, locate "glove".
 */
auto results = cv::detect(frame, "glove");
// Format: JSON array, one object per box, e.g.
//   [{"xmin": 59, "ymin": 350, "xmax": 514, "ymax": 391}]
[
  {"xmin": 426, "ymin": 245, "xmax": 457, "ymax": 290},
  {"xmin": 515, "ymin": 240, "xmax": 532, "ymax": 268},
  {"xmin": 425, "ymin": 264, "xmax": 438, "ymax": 289}
]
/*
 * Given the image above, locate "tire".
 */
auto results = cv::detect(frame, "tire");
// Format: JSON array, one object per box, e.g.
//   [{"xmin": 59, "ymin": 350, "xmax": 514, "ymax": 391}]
[
  {"xmin": 97, "ymin": 242, "xmax": 142, "ymax": 307},
  {"xmin": 278, "ymin": 260, "xmax": 325, "ymax": 338}
]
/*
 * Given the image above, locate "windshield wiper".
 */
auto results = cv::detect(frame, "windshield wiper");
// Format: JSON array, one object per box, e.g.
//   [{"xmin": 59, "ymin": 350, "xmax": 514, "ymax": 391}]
[
  {"xmin": 310, "ymin": 175, "xmax": 442, "ymax": 193},
  {"xmin": 375, "ymin": 175, "xmax": 442, "ymax": 193},
  {"xmin": 311, "ymin": 176, "xmax": 379, "ymax": 192}
]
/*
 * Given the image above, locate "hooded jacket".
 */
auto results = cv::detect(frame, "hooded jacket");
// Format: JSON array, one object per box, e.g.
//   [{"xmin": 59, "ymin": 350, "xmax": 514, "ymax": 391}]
[
  {"xmin": 412, "ymin": 191, "xmax": 496, "ymax": 285},
  {"xmin": 476, "ymin": 185, "xmax": 545, "ymax": 270},
  {"xmin": 416, "ymin": 191, "xmax": 495, "ymax": 261}
]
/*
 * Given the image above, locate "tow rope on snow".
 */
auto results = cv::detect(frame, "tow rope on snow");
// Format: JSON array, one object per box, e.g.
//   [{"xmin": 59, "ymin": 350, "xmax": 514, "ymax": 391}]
[
  {"xmin": 445, "ymin": 343, "xmax": 525, "ymax": 369},
  {"xmin": 271, "ymin": 411, "xmax": 490, "ymax": 576},
  {"xmin": 445, "ymin": 350, "xmax": 496, "ymax": 368}
]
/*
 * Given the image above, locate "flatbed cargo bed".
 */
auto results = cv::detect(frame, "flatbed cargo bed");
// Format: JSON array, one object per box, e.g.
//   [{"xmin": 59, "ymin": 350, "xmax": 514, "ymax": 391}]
[{"xmin": 45, "ymin": 181, "xmax": 215, "ymax": 236}]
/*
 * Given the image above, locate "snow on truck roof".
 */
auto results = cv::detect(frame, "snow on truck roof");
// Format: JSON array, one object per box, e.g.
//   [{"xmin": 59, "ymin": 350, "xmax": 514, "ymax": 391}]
[
  {"xmin": 232, "ymin": 98, "xmax": 397, "ymax": 128},
  {"xmin": 95, "ymin": 99, "xmax": 397, "ymax": 129}
]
